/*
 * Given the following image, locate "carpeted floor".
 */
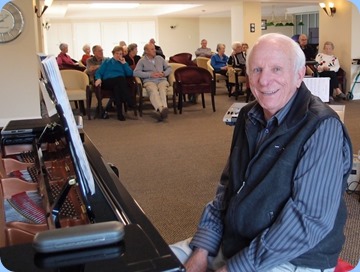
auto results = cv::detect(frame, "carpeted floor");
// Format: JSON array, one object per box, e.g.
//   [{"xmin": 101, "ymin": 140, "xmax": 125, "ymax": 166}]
[{"xmin": 81, "ymin": 86, "xmax": 360, "ymax": 266}]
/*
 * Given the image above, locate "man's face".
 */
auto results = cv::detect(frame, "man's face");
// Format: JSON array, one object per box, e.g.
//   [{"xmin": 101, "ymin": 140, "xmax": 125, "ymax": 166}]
[
  {"xmin": 299, "ymin": 36, "xmax": 308, "ymax": 47},
  {"xmin": 201, "ymin": 40, "xmax": 207, "ymax": 48},
  {"xmin": 248, "ymin": 40, "xmax": 305, "ymax": 120},
  {"xmin": 146, "ymin": 44, "xmax": 156, "ymax": 58},
  {"xmin": 94, "ymin": 47, "xmax": 104, "ymax": 59}
]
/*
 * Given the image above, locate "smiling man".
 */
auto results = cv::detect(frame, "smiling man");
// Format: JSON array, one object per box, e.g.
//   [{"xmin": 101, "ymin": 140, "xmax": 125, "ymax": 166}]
[{"xmin": 171, "ymin": 33, "xmax": 352, "ymax": 272}]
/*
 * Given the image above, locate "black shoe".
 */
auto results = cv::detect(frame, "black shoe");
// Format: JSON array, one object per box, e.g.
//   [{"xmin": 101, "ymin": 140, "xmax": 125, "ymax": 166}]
[
  {"xmin": 160, "ymin": 107, "xmax": 168, "ymax": 120},
  {"xmin": 102, "ymin": 111, "xmax": 109, "ymax": 119},
  {"xmin": 117, "ymin": 114, "xmax": 126, "ymax": 121}
]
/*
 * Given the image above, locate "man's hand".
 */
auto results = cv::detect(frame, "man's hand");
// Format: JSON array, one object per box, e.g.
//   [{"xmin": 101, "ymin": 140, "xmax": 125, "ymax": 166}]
[
  {"xmin": 150, "ymin": 72, "xmax": 165, "ymax": 78},
  {"xmin": 184, "ymin": 248, "xmax": 208, "ymax": 272}
]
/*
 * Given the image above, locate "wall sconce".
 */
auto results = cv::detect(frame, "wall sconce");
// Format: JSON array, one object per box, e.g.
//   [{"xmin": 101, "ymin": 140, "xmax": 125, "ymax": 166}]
[
  {"xmin": 35, "ymin": 0, "xmax": 53, "ymax": 18},
  {"xmin": 319, "ymin": 2, "xmax": 336, "ymax": 17}
]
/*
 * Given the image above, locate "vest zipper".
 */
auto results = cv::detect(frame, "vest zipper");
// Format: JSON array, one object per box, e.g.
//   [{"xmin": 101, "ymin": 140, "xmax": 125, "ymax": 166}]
[{"xmin": 237, "ymin": 181, "xmax": 245, "ymax": 194}]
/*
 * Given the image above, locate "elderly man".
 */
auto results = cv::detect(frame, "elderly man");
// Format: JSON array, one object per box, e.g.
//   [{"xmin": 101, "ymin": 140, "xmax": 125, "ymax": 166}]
[
  {"xmin": 298, "ymin": 34, "xmax": 316, "ymax": 61},
  {"xmin": 149, "ymin": 38, "xmax": 165, "ymax": 59},
  {"xmin": 86, "ymin": 45, "xmax": 108, "ymax": 85},
  {"xmin": 171, "ymin": 33, "xmax": 352, "ymax": 272},
  {"xmin": 134, "ymin": 43, "xmax": 172, "ymax": 121},
  {"xmin": 195, "ymin": 39, "xmax": 212, "ymax": 58}
]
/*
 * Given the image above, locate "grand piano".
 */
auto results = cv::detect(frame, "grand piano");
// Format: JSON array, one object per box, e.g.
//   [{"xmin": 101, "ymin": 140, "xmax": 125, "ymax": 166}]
[{"xmin": 0, "ymin": 56, "xmax": 184, "ymax": 271}]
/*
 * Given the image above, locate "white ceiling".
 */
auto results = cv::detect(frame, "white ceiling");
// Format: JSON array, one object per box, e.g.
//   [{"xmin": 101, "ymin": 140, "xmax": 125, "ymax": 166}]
[{"xmin": 42, "ymin": 0, "xmax": 320, "ymax": 20}]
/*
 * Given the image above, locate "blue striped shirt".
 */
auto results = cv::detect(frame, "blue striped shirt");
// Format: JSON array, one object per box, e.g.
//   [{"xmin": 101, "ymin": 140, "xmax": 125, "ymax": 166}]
[{"xmin": 190, "ymin": 96, "xmax": 352, "ymax": 271}]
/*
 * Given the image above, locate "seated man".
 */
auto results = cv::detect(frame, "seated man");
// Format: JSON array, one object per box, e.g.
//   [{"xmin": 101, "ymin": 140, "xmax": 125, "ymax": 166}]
[
  {"xmin": 195, "ymin": 39, "xmax": 212, "ymax": 58},
  {"xmin": 171, "ymin": 33, "xmax": 352, "ymax": 272},
  {"xmin": 86, "ymin": 45, "xmax": 108, "ymax": 85},
  {"xmin": 56, "ymin": 43, "xmax": 85, "ymax": 71},
  {"xmin": 134, "ymin": 43, "xmax": 172, "ymax": 121},
  {"xmin": 149, "ymin": 38, "xmax": 165, "ymax": 59}
]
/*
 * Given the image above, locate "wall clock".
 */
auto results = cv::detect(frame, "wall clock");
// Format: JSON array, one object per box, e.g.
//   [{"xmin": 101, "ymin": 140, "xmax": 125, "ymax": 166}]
[{"xmin": 0, "ymin": 2, "xmax": 24, "ymax": 43}]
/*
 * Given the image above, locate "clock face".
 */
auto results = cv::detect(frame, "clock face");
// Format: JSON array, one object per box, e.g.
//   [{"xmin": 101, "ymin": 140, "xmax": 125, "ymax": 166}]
[{"xmin": 0, "ymin": 2, "xmax": 24, "ymax": 43}]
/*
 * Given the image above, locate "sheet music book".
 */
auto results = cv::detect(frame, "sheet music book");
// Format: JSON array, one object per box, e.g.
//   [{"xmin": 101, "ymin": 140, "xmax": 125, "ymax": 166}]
[{"xmin": 39, "ymin": 55, "xmax": 95, "ymax": 195}]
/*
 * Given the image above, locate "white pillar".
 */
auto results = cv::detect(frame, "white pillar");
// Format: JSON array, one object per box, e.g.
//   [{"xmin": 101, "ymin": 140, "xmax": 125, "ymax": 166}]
[{"xmin": 231, "ymin": 4, "xmax": 245, "ymax": 43}]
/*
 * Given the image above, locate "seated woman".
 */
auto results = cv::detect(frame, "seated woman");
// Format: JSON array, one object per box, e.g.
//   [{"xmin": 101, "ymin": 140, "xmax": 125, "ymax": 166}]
[
  {"xmin": 95, "ymin": 46, "xmax": 134, "ymax": 121},
  {"xmin": 227, "ymin": 42, "xmax": 245, "ymax": 96},
  {"xmin": 315, "ymin": 41, "xmax": 346, "ymax": 100},
  {"xmin": 211, "ymin": 43, "xmax": 229, "ymax": 93},
  {"xmin": 81, "ymin": 44, "xmax": 92, "ymax": 66},
  {"xmin": 57, "ymin": 43, "xmax": 85, "ymax": 71}
]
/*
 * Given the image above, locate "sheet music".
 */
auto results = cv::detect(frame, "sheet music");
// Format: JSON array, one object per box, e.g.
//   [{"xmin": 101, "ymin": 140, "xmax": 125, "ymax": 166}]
[{"xmin": 40, "ymin": 56, "xmax": 95, "ymax": 195}]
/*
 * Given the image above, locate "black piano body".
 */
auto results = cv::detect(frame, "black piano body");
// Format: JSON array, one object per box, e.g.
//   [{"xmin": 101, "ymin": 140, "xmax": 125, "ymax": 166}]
[{"xmin": 0, "ymin": 130, "xmax": 184, "ymax": 272}]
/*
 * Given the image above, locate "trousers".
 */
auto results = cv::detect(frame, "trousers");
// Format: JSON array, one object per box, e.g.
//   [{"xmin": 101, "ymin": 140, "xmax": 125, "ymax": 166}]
[{"xmin": 143, "ymin": 80, "xmax": 169, "ymax": 111}]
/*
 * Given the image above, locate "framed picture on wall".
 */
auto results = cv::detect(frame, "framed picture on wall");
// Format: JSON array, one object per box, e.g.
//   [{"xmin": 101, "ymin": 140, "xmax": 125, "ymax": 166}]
[{"xmin": 261, "ymin": 19, "xmax": 267, "ymax": 30}]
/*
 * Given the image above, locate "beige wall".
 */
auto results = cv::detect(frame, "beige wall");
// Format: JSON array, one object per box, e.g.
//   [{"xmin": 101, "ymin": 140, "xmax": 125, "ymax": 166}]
[
  {"xmin": 158, "ymin": 17, "xmax": 200, "ymax": 58},
  {"xmin": 199, "ymin": 17, "xmax": 232, "ymax": 56},
  {"xmin": 0, "ymin": 0, "xmax": 41, "ymax": 126}
]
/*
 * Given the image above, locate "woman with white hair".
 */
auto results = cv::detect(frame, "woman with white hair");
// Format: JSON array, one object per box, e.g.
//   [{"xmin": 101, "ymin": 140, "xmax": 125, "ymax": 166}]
[
  {"xmin": 315, "ymin": 41, "xmax": 345, "ymax": 100},
  {"xmin": 81, "ymin": 44, "xmax": 92, "ymax": 66}
]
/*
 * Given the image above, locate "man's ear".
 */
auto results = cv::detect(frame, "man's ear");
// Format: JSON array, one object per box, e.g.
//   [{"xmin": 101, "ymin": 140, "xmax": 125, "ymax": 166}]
[{"xmin": 296, "ymin": 66, "xmax": 306, "ymax": 88}]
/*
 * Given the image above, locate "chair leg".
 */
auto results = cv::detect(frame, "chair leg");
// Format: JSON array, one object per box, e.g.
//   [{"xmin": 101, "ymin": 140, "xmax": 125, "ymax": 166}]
[
  {"xmin": 86, "ymin": 86, "xmax": 92, "ymax": 120},
  {"xmin": 178, "ymin": 92, "xmax": 183, "ymax": 114},
  {"xmin": 79, "ymin": 100, "xmax": 86, "ymax": 116},
  {"xmin": 201, "ymin": 93, "xmax": 205, "ymax": 108},
  {"xmin": 173, "ymin": 94, "xmax": 177, "ymax": 114},
  {"xmin": 211, "ymin": 93, "xmax": 216, "ymax": 112}
]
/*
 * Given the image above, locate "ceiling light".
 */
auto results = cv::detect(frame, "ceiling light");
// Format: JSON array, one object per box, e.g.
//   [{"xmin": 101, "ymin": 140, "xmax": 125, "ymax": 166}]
[{"xmin": 90, "ymin": 3, "xmax": 140, "ymax": 9}]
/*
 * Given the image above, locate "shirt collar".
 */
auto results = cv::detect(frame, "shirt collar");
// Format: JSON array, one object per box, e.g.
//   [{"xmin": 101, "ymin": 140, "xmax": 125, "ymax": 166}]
[{"xmin": 248, "ymin": 90, "xmax": 298, "ymax": 127}]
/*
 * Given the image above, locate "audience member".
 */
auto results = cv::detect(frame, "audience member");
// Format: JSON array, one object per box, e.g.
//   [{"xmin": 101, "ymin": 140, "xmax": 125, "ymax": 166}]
[
  {"xmin": 210, "ymin": 43, "xmax": 229, "ymax": 76},
  {"xmin": 316, "ymin": 41, "xmax": 346, "ymax": 101},
  {"xmin": 122, "ymin": 45, "xmax": 128, "ymax": 57},
  {"xmin": 56, "ymin": 43, "xmax": 85, "ymax": 71},
  {"xmin": 134, "ymin": 43, "xmax": 171, "ymax": 121},
  {"xmin": 227, "ymin": 42, "xmax": 244, "ymax": 96},
  {"xmin": 81, "ymin": 44, "xmax": 92, "ymax": 66},
  {"xmin": 170, "ymin": 33, "xmax": 352, "ymax": 272},
  {"xmin": 95, "ymin": 46, "xmax": 134, "ymax": 121},
  {"xmin": 298, "ymin": 34, "xmax": 316, "ymax": 61},
  {"xmin": 119, "ymin": 41, "xmax": 127, "ymax": 47},
  {"xmin": 149, "ymin": 38, "xmax": 165, "ymax": 59},
  {"xmin": 86, "ymin": 45, "xmax": 108, "ymax": 85},
  {"xmin": 211, "ymin": 43, "xmax": 229, "ymax": 91},
  {"xmin": 195, "ymin": 39, "xmax": 212, "ymax": 58},
  {"xmin": 125, "ymin": 43, "xmax": 141, "ymax": 70}
]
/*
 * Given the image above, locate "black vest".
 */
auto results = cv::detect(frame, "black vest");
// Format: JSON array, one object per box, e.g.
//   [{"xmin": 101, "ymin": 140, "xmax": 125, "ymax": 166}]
[{"xmin": 222, "ymin": 83, "xmax": 352, "ymax": 269}]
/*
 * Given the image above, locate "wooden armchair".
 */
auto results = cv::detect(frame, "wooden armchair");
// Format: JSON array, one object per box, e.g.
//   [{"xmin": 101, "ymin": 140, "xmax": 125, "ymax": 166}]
[
  {"xmin": 169, "ymin": 53, "xmax": 196, "ymax": 66},
  {"xmin": 173, "ymin": 66, "xmax": 215, "ymax": 114},
  {"xmin": 94, "ymin": 78, "xmax": 137, "ymax": 119}
]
